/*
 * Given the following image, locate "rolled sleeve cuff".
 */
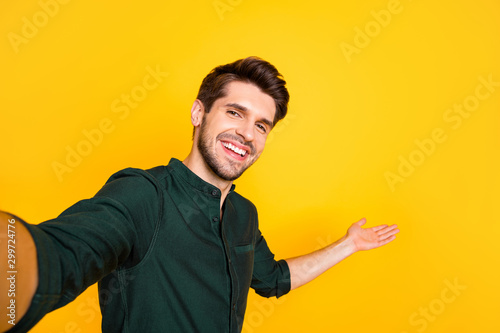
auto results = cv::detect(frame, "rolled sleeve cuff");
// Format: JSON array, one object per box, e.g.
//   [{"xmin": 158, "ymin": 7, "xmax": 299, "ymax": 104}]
[{"xmin": 275, "ymin": 259, "xmax": 291, "ymax": 298}]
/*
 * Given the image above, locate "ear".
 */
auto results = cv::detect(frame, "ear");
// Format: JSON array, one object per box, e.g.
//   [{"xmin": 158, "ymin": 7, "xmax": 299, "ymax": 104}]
[{"xmin": 190, "ymin": 99, "xmax": 204, "ymax": 127}]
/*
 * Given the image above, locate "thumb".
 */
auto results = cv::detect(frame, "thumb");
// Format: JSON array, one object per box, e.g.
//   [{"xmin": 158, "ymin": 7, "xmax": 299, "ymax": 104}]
[{"xmin": 355, "ymin": 217, "xmax": 367, "ymax": 226}]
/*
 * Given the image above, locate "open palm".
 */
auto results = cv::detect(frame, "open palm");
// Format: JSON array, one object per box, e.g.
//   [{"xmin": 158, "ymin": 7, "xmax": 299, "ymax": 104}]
[{"xmin": 347, "ymin": 218, "xmax": 399, "ymax": 251}]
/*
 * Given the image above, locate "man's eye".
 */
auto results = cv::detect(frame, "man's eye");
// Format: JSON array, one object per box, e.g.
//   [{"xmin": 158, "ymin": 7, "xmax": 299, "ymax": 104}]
[
  {"xmin": 228, "ymin": 110, "xmax": 240, "ymax": 117},
  {"xmin": 257, "ymin": 124, "xmax": 267, "ymax": 133}
]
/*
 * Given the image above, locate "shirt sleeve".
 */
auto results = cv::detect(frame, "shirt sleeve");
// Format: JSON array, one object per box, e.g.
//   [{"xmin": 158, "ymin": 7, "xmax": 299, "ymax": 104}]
[
  {"xmin": 250, "ymin": 226, "xmax": 291, "ymax": 298},
  {"xmin": 8, "ymin": 168, "xmax": 162, "ymax": 333}
]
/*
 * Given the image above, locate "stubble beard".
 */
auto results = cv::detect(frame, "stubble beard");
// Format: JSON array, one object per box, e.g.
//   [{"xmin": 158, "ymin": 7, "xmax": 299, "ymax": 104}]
[{"xmin": 197, "ymin": 120, "xmax": 256, "ymax": 182}]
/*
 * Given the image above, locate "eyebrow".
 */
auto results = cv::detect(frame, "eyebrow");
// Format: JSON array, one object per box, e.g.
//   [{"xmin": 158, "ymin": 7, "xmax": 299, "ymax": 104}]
[{"xmin": 224, "ymin": 103, "xmax": 274, "ymax": 128}]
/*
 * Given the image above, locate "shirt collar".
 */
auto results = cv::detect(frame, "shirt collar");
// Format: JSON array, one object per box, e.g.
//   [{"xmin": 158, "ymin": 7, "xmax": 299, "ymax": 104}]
[{"xmin": 167, "ymin": 158, "xmax": 236, "ymax": 196}]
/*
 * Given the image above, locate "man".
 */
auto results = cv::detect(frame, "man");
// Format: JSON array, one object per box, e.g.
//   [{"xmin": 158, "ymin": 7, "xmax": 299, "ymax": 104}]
[{"xmin": 1, "ymin": 57, "xmax": 399, "ymax": 332}]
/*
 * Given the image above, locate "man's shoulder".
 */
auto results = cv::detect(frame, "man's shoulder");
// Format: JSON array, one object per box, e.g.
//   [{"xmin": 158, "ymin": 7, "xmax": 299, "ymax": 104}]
[
  {"xmin": 103, "ymin": 165, "xmax": 170, "ymax": 191},
  {"xmin": 107, "ymin": 165, "xmax": 166, "ymax": 179}
]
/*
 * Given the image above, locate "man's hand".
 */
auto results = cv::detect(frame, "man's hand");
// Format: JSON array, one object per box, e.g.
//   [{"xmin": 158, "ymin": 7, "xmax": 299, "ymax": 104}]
[
  {"xmin": 286, "ymin": 218, "xmax": 400, "ymax": 290},
  {"xmin": 346, "ymin": 218, "xmax": 399, "ymax": 252}
]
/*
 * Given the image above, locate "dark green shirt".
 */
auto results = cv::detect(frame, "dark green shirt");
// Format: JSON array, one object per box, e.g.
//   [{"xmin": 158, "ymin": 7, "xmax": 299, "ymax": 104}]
[{"xmin": 12, "ymin": 158, "xmax": 290, "ymax": 333}]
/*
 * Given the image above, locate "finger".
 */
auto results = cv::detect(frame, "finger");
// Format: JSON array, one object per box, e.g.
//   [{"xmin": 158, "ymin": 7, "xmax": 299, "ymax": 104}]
[
  {"xmin": 378, "ymin": 234, "xmax": 397, "ymax": 246},
  {"xmin": 372, "ymin": 224, "xmax": 389, "ymax": 232},
  {"xmin": 355, "ymin": 217, "xmax": 367, "ymax": 226},
  {"xmin": 376, "ymin": 224, "xmax": 398, "ymax": 235},
  {"xmin": 378, "ymin": 228, "xmax": 400, "ymax": 240}
]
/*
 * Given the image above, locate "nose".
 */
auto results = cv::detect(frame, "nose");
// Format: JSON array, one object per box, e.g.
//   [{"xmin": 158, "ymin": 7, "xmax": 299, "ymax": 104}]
[{"xmin": 235, "ymin": 120, "xmax": 255, "ymax": 143}]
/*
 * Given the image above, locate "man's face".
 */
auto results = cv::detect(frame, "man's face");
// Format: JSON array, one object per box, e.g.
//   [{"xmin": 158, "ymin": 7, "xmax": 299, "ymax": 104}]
[{"xmin": 196, "ymin": 81, "xmax": 276, "ymax": 181}]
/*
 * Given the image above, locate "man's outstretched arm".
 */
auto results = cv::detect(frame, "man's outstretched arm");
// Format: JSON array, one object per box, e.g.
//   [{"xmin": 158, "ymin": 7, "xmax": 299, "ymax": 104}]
[
  {"xmin": 0, "ymin": 211, "xmax": 38, "ymax": 332},
  {"xmin": 285, "ymin": 218, "xmax": 399, "ymax": 290}
]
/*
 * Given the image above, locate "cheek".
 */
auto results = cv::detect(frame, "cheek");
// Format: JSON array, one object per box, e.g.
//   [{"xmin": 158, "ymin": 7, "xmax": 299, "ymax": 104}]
[{"xmin": 255, "ymin": 137, "xmax": 267, "ymax": 153}]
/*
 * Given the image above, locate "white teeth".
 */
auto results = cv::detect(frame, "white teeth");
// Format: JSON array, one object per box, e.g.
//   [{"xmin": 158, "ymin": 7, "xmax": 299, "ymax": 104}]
[{"xmin": 223, "ymin": 142, "xmax": 246, "ymax": 157}]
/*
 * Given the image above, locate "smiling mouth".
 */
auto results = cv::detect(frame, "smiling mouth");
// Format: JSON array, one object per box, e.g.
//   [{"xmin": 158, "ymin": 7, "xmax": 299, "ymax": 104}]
[{"xmin": 221, "ymin": 141, "xmax": 247, "ymax": 157}]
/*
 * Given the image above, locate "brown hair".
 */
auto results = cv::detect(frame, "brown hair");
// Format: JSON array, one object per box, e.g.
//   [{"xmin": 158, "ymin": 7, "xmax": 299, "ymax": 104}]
[{"xmin": 196, "ymin": 56, "xmax": 289, "ymax": 126}]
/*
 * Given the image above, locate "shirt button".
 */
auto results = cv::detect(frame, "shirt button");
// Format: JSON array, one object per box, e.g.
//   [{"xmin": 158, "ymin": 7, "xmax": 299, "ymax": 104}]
[
  {"xmin": 211, "ymin": 190, "xmax": 218, "ymax": 196},
  {"xmin": 232, "ymin": 303, "xmax": 236, "ymax": 311},
  {"xmin": 212, "ymin": 216, "xmax": 219, "ymax": 223}
]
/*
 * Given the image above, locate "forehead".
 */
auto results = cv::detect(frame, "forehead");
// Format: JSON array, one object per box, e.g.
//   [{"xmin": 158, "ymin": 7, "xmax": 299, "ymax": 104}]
[{"xmin": 217, "ymin": 81, "xmax": 276, "ymax": 121}]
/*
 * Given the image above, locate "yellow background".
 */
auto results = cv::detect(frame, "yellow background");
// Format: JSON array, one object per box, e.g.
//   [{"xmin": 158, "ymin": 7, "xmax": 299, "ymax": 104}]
[{"xmin": 1, "ymin": 0, "xmax": 499, "ymax": 332}]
